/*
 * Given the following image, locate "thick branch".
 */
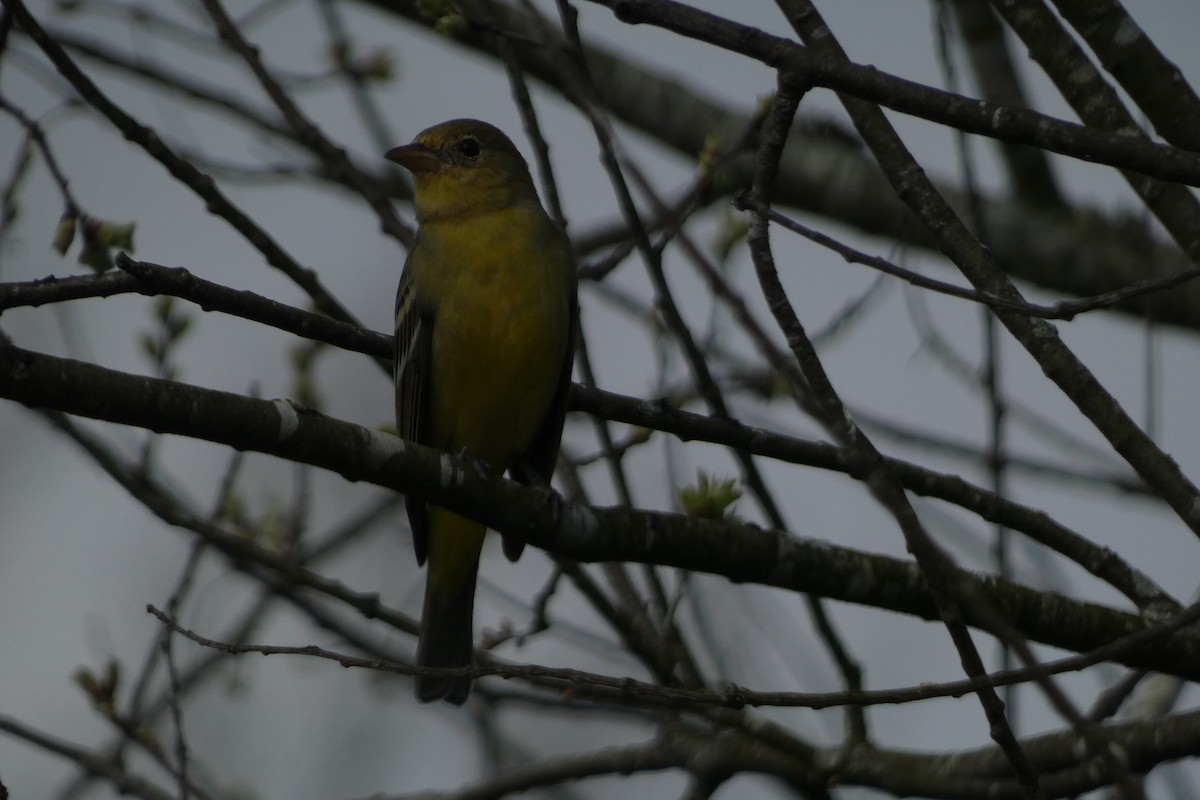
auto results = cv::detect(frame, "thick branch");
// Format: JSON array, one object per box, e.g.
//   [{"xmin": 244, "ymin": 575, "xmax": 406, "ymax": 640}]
[
  {"xmin": 3, "ymin": 341, "xmax": 1200, "ymax": 680},
  {"xmin": 0, "ymin": 266, "xmax": 1175, "ymax": 614},
  {"xmin": 1050, "ymin": 0, "xmax": 1200, "ymax": 153}
]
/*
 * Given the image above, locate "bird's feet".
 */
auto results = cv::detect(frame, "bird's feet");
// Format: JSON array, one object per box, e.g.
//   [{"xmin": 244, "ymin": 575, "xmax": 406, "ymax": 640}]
[{"xmin": 455, "ymin": 447, "xmax": 495, "ymax": 482}]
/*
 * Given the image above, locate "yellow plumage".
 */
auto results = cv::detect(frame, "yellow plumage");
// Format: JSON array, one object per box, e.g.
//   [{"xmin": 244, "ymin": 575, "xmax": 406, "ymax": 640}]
[{"xmin": 387, "ymin": 119, "xmax": 576, "ymax": 704}]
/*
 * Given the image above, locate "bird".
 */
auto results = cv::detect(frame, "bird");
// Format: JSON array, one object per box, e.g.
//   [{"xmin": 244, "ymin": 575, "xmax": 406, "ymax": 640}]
[{"xmin": 387, "ymin": 119, "xmax": 577, "ymax": 704}]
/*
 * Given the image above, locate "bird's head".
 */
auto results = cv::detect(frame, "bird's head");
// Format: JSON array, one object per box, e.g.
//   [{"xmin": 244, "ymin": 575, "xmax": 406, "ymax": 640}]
[{"xmin": 386, "ymin": 119, "xmax": 540, "ymax": 223}]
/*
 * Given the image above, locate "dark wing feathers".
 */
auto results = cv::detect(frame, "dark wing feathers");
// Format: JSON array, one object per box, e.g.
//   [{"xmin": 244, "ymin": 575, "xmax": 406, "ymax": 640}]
[{"xmin": 394, "ymin": 269, "xmax": 434, "ymax": 565}]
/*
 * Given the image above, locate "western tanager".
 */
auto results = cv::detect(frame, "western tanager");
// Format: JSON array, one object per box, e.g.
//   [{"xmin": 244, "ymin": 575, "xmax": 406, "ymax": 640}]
[{"xmin": 386, "ymin": 119, "xmax": 577, "ymax": 704}]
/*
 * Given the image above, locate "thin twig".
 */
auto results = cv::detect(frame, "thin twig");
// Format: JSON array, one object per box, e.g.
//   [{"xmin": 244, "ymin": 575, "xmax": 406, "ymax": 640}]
[{"xmin": 742, "ymin": 198, "xmax": 1200, "ymax": 321}]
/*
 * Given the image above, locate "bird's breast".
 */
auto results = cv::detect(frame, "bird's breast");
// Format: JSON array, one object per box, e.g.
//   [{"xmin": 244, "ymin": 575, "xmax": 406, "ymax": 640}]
[{"xmin": 419, "ymin": 207, "xmax": 573, "ymax": 465}]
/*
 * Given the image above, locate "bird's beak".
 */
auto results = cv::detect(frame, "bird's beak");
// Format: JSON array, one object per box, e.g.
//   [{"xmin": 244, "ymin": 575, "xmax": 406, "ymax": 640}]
[{"xmin": 386, "ymin": 143, "xmax": 441, "ymax": 173}]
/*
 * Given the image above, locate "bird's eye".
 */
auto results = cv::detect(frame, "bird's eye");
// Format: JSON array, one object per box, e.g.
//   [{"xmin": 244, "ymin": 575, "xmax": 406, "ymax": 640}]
[{"xmin": 456, "ymin": 137, "xmax": 481, "ymax": 159}]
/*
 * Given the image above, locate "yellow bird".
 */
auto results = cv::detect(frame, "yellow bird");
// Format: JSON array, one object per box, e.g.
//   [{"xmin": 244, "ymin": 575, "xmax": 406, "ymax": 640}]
[{"xmin": 386, "ymin": 119, "xmax": 577, "ymax": 704}]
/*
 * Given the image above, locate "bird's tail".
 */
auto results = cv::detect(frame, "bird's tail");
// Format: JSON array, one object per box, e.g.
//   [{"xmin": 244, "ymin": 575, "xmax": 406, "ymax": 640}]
[
  {"xmin": 416, "ymin": 509, "xmax": 484, "ymax": 705},
  {"xmin": 416, "ymin": 573, "xmax": 477, "ymax": 704}
]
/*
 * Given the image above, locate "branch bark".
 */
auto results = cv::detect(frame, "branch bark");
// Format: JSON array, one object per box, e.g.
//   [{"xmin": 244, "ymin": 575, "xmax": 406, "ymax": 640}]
[{"xmin": 3, "ymin": 340, "xmax": 1199, "ymax": 681}]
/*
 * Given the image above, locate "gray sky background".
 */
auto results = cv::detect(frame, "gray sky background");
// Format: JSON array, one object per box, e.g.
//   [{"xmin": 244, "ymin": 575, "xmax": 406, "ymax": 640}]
[{"xmin": 2, "ymin": 1, "xmax": 1199, "ymax": 798}]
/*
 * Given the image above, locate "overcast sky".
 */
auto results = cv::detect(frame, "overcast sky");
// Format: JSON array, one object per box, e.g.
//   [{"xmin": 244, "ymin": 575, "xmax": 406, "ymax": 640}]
[{"xmin": 2, "ymin": 1, "xmax": 1199, "ymax": 798}]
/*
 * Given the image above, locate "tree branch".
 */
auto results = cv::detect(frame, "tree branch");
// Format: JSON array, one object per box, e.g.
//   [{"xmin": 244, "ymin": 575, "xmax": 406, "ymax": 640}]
[{"xmin": 3, "ymin": 340, "xmax": 1199, "ymax": 681}]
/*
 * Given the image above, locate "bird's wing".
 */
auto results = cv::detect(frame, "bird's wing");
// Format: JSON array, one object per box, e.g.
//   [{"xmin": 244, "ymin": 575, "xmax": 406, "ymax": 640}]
[
  {"xmin": 504, "ymin": 280, "xmax": 578, "ymax": 562},
  {"xmin": 395, "ymin": 264, "xmax": 434, "ymax": 566}
]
